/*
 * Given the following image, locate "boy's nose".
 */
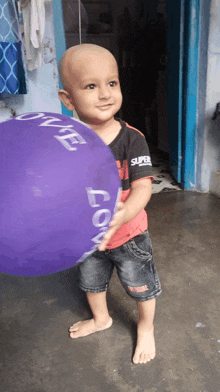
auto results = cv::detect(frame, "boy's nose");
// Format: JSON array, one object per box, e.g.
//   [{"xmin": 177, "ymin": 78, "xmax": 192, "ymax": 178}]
[{"xmin": 99, "ymin": 85, "xmax": 111, "ymax": 99}]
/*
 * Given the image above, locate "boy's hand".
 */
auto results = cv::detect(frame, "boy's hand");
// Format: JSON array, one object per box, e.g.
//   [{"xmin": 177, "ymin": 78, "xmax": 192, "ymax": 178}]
[{"xmin": 98, "ymin": 202, "xmax": 126, "ymax": 251}]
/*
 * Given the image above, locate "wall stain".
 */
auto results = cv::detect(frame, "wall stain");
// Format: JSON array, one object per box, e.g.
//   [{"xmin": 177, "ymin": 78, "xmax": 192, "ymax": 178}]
[
  {"xmin": 10, "ymin": 108, "xmax": 17, "ymax": 118},
  {"xmin": 43, "ymin": 37, "xmax": 56, "ymax": 65}
]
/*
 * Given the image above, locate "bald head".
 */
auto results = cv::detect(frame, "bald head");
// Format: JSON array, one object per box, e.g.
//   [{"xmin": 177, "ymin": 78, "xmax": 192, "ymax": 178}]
[{"xmin": 58, "ymin": 44, "xmax": 118, "ymax": 92}]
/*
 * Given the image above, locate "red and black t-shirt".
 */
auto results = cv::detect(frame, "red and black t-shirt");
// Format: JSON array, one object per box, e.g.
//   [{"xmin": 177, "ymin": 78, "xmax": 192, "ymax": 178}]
[{"xmin": 106, "ymin": 118, "xmax": 154, "ymax": 249}]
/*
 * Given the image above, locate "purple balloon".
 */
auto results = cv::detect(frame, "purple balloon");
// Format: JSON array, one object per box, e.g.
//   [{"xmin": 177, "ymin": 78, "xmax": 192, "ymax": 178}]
[{"xmin": 0, "ymin": 112, "xmax": 121, "ymax": 276}]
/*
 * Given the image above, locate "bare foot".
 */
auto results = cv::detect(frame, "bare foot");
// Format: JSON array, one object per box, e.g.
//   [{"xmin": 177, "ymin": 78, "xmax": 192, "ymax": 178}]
[
  {"xmin": 69, "ymin": 317, "xmax": 113, "ymax": 339},
  {"xmin": 133, "ymin": 322, "xmax": 156, "ymax": 364}
]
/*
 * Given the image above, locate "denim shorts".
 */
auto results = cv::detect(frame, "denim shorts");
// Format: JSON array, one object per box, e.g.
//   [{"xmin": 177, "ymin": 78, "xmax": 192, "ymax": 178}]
[{"xmin": 78, "ymin": 230, "xmax": 162, "ymax": 302}]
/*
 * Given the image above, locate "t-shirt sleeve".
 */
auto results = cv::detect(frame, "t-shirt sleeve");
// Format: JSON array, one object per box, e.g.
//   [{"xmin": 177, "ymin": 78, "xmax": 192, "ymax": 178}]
[{"xmin": 128, "ymin": 131, "xmax": 153, "ymax": 183}]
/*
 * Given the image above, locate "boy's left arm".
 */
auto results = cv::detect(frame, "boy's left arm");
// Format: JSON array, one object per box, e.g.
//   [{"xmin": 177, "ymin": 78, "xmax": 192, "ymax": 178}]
[{"xmin": 98, "ymin": 178, "xmax": 152, "ymax": 251}]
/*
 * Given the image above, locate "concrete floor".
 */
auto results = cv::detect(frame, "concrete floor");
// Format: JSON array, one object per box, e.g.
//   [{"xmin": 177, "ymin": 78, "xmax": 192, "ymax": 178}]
[{"xmin": 1, "ymin": 191, "xmax": 220, "ymax": 392}]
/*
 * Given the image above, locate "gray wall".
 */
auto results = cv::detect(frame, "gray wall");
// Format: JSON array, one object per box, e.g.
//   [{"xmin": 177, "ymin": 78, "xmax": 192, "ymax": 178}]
[{"xmin": 198, "ymin": 0, "xmax": 220, "ymax": 191}]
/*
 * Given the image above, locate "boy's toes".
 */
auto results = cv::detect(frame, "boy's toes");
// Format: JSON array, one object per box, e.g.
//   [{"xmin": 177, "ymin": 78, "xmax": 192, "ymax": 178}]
[
  {"xmin": 149, "ymin": 352, "xmax": 156, "ymax": 361},
  {"xmin": 68, "ymin": 318, "xmax": 113, "ymax": 339},
  {"xmin": 141, "ymin": 353, "xmax": 149, "ymax": 364},
  {"xmin": 69, "ymin": 321, "xmax": 80, "ymax": 332},
  {"xmin": 133, "ymin": 350, "xmax": 155, "ymax": 364},
  {"xmin": 133, "ymin": 351, "xmax": 140, "ymax": 364}
]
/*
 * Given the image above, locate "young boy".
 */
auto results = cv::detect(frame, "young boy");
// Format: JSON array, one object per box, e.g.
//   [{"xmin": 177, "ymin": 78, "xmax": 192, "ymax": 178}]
[{"xmin": 58, "ymin": 44, "xmax": 162, "ymax": 365}]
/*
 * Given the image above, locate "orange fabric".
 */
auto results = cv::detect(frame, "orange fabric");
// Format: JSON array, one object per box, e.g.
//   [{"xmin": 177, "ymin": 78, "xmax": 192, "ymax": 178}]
[{"xmin": 116, "ymin": 159, "xmax": 129, "ymax": 180}]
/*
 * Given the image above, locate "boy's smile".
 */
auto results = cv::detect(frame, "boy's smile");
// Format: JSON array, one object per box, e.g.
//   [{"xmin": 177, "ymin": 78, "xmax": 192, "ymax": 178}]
[{"xmin": 97, "ymin": 104, "xmax": 113, "ymax": 110}]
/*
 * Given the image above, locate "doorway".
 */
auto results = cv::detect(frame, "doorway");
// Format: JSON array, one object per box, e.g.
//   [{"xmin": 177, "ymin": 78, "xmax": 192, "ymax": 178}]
[
  {"xmin": 53, "ymin": 0, "xmax": 199, "ymax": 190},
  {"xmin": 61, "ymin": 0, "xmax": 167, "ymax": 147}
]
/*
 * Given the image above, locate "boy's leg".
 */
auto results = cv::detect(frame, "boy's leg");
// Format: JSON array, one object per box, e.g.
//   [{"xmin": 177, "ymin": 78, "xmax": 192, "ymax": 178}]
[
  {"xmin": 70, "ymin": 249, "xmax": 114, "ymax": 338},
  {"xmin": 69, "ymin": 291, "xmax": 112, "ymax": 338},
  {"xmin": 133, "ymin": 298, "xmax": 156, "ymax": 364},
  {"xmin": 110, "ymin": 230, "xmax": 161, "ymax": 364}
]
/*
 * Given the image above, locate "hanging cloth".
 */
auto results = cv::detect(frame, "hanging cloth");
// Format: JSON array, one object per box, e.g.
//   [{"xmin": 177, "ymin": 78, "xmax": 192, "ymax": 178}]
[
  {"xmin": 20, "ymin": 0, "xmax": 52, "ymax": 71},
  {"xmin": 0, "ymin": 0, "xmax": 27, "ymax": 94}
]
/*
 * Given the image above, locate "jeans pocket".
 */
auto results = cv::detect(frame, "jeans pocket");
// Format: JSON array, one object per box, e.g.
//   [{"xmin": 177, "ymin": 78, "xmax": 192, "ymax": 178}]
[{"xmin": 127, "ymin": 231, "xmax": 153, "ymax": 260}]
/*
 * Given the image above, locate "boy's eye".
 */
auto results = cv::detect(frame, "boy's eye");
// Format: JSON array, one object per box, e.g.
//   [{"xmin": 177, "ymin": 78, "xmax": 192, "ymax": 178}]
[
  {"xmin": 86, "ymin": 84, "xmax": 95, "ymax": 90},
  {"xmin": 109, "ymin": 81, "xmax": 117, "ymax": 87}
]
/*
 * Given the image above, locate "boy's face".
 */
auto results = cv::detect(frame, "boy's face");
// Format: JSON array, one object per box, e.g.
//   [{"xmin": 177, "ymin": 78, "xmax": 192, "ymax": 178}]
[{"xmin": 63, "ymin": 52, "xmax": 122, "ymax": 127}]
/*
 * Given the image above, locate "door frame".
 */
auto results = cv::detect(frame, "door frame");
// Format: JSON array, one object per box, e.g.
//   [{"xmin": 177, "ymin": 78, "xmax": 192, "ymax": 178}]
[
  {"xmin": 181, "ymin": 0, "xmax": 200, "ymax": 190},
  {"xmin": 167, "ymin": 0, "xmax": 200, "ymax": 190}
]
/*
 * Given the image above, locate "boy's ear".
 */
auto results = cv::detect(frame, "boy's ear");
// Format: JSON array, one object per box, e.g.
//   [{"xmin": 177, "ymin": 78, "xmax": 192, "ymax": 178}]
[{"xmin": 58, "ymin": 89, "xmax": 75, "ymax": 111}]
